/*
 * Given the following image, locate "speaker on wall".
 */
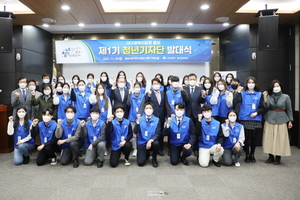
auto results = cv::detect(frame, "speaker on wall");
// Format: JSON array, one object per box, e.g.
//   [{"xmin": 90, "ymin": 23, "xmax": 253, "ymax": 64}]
[
  {"xmin": 258, "ymin": 15, "xmax": 279, "ymax": 50},
  {"xmin": 0, "ymin": 17, "xmax": 12, "ymax": 53}
]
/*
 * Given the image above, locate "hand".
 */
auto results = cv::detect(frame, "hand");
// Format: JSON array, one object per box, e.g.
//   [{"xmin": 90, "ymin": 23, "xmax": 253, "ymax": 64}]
[
  {"xmin": 92, "ymin": 87, "xmax": 96, "ymax": 94},
  {"xmin": 70, "ymin": 83, "xmax": 74, "ymax": 89},
  {"xmin": 57, "ymin": 140, "xmax": 66, "ymax": 145},
  {"xmin": 37, "ymin": 144, "xmax": 44, "ymax": 151},
  {"xmin": 80, "ymin": 120, "xmax": 85, "ymax": 127},
  {"xmin": 215, "ymin": 144, "xmax": 222, "ymax": 152},
  {"xmin": 213, "ymin": 87, "xmax": 218, "ymax": 93},
  {"xmin": 96, "ymin": 79, "xmax": 100, "ymax": 84},
  {"xmin": 53, "ymin": 89, "xmax": 57, "ymax": 95},
  {"xmin": 31, "ymin": 90, "xmax": 36, "ymax": 96},
  {"xmin": 88, "ymin": 144, "xmax": 93, "ymax": 151},
  {"xmin": 225, "ymin": 119, "xmax": 229, "ymax": 126},
  {"xmin": 288, "ymin": 121, "xmax": 293, "ymax": 129},
  {"xmin": 198, "ymin": 114, "xmax": 202, "ymax": 121},
  {"xmin": 15, "ymin": 92, "xmax": 20, "ymax": 97},
  {"xmin": 111, "ymin": 76, "xmax": 115, "ymax": 82},
  {"xmin": 148, "ymin": 90, "xmax": 152, "ymax": 96},
  {"xmin": 184, "ymin": 143, "xmax": 191, "ymax": 150},
  {"xmin": 263, "ymin": 91, "xmax": 268, "ymax": 97},
  {"xmin": 32, "ymin": 118, "xmax": 39, "ymax": 127},
  {"xmin": 108, "ymin": 115, "xmax": 114, "ymax": 122},
  {"xmin": 237, "ymin": 86, "xmax": 243, "ymax": 93},
  {"xmin": 167, "ymin": 117, "xmax": 172, "ymax": 125},
  {"xmin": 180, "ymin": 85, "xmax": 183, "ymax": 90},
  {"xmin": 57, "ymin": 119, "xmax": 63, "ymax": 125},
  {"xmin": 136, "ymin": 114, "xmax": 141, "ymax": 123},
  {"xmin": 146, "ymin": 140, "xmax": 152, "ymax": 149},
  {"xmin": 8, "ymin": 116, "xmax": 13, "ymax": 122},
  {"xmin": 16, "ymin": 141, "xmax": 22, "ymax": 145},
  {"xmin": 119, "ymin": 140, "xmax": 126, "ymax": 147},
  {"xmin": 131, "ymin": 78, "xmax": 134, "ymax": 83},
  {"xmin": 234, "ymin": 142, "xmax": 241, "ymax": 152},
  {"xmin": 226, "ymin": 91, "xmax": 229, "ymax": 95},
  {"xmin": 201, "ymin": 90, "xmax": 206, "ymax": 97},
  {"xmin": 170, "ymin": 114, "xmax": 175, "ymax": 118},
  {"xmin": 250, "ymin": 112, "xmax": 257, "ymax": 118}
]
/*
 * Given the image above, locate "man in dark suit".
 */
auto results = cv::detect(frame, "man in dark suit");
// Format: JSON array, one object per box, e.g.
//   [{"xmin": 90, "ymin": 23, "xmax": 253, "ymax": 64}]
[
  {"xmin": 184, "ymin": 73, "xmax": 206, "ymax": 157},
  {"xmin": 110, "ymin": 77, "xmax": 129, "ymax": 119}
]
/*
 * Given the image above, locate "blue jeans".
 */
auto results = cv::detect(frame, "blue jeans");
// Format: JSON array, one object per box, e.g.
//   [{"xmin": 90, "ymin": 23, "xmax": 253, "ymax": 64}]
[{"xmin": 14, "ymin": 143, "xmax": 35, "ymax": 165}]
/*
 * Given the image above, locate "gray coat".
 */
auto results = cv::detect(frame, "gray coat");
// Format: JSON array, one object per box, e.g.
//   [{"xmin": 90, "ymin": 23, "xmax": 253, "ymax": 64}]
[
  {"xmin": 263, "ymin": 93, "xmax": 293, "ymax": 124},
  {"xmin": 11, "ymin": 88, "xmax": 33, "ymax": 119}
]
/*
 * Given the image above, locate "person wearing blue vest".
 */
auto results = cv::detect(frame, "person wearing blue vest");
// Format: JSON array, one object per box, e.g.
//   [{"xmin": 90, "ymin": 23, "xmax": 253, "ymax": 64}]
[
  {"xmin": 197, "ymin": 104, "xmax": 224, "ymax": 167},
  {"xmin": 225, "ymin": 73, "xmax": 234, "ymax": 90},
  {"xmin": 217, "ymin": 79, "xmax": 233, "ymax": 124},
  {"xmin": 55, "ymin": 106, "xmax": 86, "ymax": 168},
  {"xmin": 72, "ymin": 80, "xmax": 96, "ymax": 120},
  {"xmin": 93, "ymin": 83, "xmax": 112, "ymax": 123},
  {"xmin": 100, "ymin": 72, "xmax": 112, "ymax": 97},
  {"xmin": 127, "ymin": 82, "xmax": 145, "ymax": 157},
  {"xmin": 202, "ymin": 78, "xmax": 220, "ymax": 118},
  {"xmin": 234, "ymin": 76, "xmax": 263, "ymax": 163},
  {"xmin": 7, "ymin": 106, "xmax": 35, "ymax": 165},
  {"xmin": 106, "ymin": 105, "xmax": 133, "ymax": 167},
  {"xmin": 31, "ymin": 108, "xmax": 60, "ymax": 166},
  {"xmin": 134, "ymin": 102, "xmax": 161, "ymax": 167},
  {"xmin": 71, "ymin": 74, "xmax": 80, "ymax": 94},
  {"xmin": 221, "ymin": 110, "xmax": 245, "ymax": 167},
  {"xmin": 84, "ymin": 107, "xmax": 107, "ymax": 168},
  {"xmin": 85, "ymin": 73, "xmax": 96, "ymax": 94},
  {"xmin": 53, "ymin": 83, "xmax": 75, "ymax": 120},
  {"xmin": 166, "ymin": 76, "xmax": 189, "ymax": 116},
  {"xmin": 164, "ymin": 102, "xmax": 196, "ymax": 166}
]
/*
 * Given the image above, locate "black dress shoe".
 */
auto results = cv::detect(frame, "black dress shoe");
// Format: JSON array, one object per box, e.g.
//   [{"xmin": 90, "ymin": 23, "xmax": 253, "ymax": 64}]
[
  {"xmin": 152, "ymin": 159, "xmax": 158, "ymax": 168},
  {"xmin": 97, "ymin": 160, "xmax": 104, "ymax": 168},
  {"xmin": 194, "ymin": 150, "xmax": 199, "ymax": 158},
  {"xmin": 23, "ymin": 155, "xmax": 30, "ymax": 164},
  {"xmin": 212, "ymin": 159, "xmax": 221, "ymax": 167},
  {"xmin": 73, "ymin": 158, "xmax": 79, "ymax": 168},
  {"xmin": 244, "ymin": 155, "xmax": 250, "ymax": 163},
  {"xmin": 158, "ymin": 150, "xmax": 164, "ymax": 156},
  {"xmin": 250, "ymin": 155, "xmax": 256, "ymax": 163},
  {"xmin": 181, "ymin": 158, "xmax": 189, "ymax": 166}
]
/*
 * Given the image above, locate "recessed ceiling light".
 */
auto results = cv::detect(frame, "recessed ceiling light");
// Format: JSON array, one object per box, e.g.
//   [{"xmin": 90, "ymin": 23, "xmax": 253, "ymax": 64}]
[
  {"xmin": 120, "ymin": 36, "xmax": 125, "ymax": 39},
  {"xmin": 148, "ymin": 36, "xmax": 153, "ymax": 39},
  {"xmin": 151, "ymin": 22, "xmax": 157, "ymax": 26},
  {"xmin": 61, "ymin": 5, "xmax": 70, "ymax": 10},
  {"xmin": 43, "ymin": 24, "xmax": 49, "ymax": 27},
  {"xmin": 187, "ymin": 22, "xmax": 193, "ymax": 26},
  {"xmin": 42, "ymin": 18, "xmax": 56, "ymax": 23},
  {"xmin": 201, "ymin": 4, "xmax": 209, "ymax": 10},
  {"xmin": 215, "ymin": 17, "xmax": 230, "ymax": 22},
  {"xmin": 115, "ymin": 23, "xmax": 121, "ymax": 26},
  {"xmin": 176, "ymin": 36, "xmax": 181, "ymax": 39},
  {"xmin": 78, "ymin": 23, "xmax": 84, "ymax": 27},
  {"xmin": 223, "ymin": 22, "xmax": 229, "ymax": 26}
]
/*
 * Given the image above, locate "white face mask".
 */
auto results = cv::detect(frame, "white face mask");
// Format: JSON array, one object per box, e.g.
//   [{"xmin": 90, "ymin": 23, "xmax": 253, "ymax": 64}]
[
  {"xmin": 56, "ymin": 87, "xmax": 62, "ymax": 92},
  {"xmin": 218, "ymin": 85, "xmax": 225, "ymax": 91},
  {"xmin": 63, "ymin": 88, "xmax": 69, "ymax": 94},
  {"xmin": 88, "ymin": 79, "xmax": 94, "ymax": 83},
  {"xmin": 152, "ymin": 85, "xmax": 160, "ymax": 90},
  {"xmin": 172, "ymin": 82, "xmax": 179, "ymax": 88},
  {"xmin": 58, "ymin": 80, "xmax": 64, "ymax": 83},
  {"xmin": 203, "ymin": 112, "xmax": 212, "ymax": 119},
  {"xmin": 17, "ymin": 112, "xmax": 26, "ymax": 119},
  {"xmin": 66, "ymin": 113, "xmax": 74, "ymax": 119},
  {"xmin": 44, "ymin": 90, "xmax": 51, "ymax": 95},
  {"xmin": 19, "ymin": 83, "xmax": 27, "ymax": 89},
  {"xmin": 226, "ymin": 78, "xmax": 232, "ymax": 83},
  {"xmin": 91, "ymin": 114, "xmax": 99, "ymax": 121},
  {"xmin": 29, "ymin": 85, "xmax": 36, "ymax": 91},
  {"xmin": 42, "ymin": 116, "xmax": 51, "ymax": 123},
  {"xmin": 134, "ymin": 88, "xmax": 141, "ymax": 93},
  {"xmin": 247, "ymin": 83, "xmax": 255, "ymax": 89},
  {"xmin": 273, "ymin": 87, "xmax": 281, "ymax": 93},
  {"xmin": 79, "ymin": 86, "xmax": 85, "ymax": 92},
  {"xmin": 184, "ymin": 81, "xmax": 189, "ymax": 85},
  {"xmin": 204, "ymin": 83, "xmax": 211, "ymax": 89},
  {"xmin": 137, "ymin": 77, "xmax": 143, "ymax": 82},
  {"xmin": 214, "ymin": 77, "xmax": 220, "ymax": 82},
  {"xmin": 43, "ymin": 79, "xmax": 50, "ymax": 84},
  {"xmin": 145, "ymin": 109, "xmax": 153, "ymax": 116},
  {"xmin": 175, "ymin": 110, "xmax": 184, "ymax": 117},
  {"xmin": 118, "ymin": 83, "xmax": 125, "ymax": 88},
  {"xmin": 229, "ymin": 116, "xmax": 236, "ymax": 122},
  {"xmin": 73, "ymin": 80, "xmax": 79, "ymax": 85},
  {"xmin": 189, "ymin": 80, "xmax": 196, "ymax": 86},
  {"xmin": 119, "ymin": 76, "xmax": 125, "ymax": 79},
  {"xmin": 98, "ymin": 89, "xmax": 104, "ymax": 94},
  {"xmin": 115, "ymin": 112, "xmax": 124, "ymax": 119},
  {"xmin": 101, "ymin": 77, "xmax": 107, "ymax": 82}
]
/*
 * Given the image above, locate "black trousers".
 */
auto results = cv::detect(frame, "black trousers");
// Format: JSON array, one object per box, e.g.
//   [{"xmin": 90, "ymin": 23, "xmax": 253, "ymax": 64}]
[
  {"xmin": 61, "ymin": 140, "xmax": 84, "ymax": 165},
  {"xmin": 137, "ymin": 141, "xmax": 160, "ymax": 166},
  {"xmin": 158, "ymin": 117, "xmax": 165, "ymax": 151},
  {"xmin": 169, "ymin": 144, "xmax": 193, "ymax": 165},
  {"xmin": 244, "ymin": 129, "xmax": 257, "ymax": 155},
  {"xmin": 110, "ymin": 141, "xmax": 132, "ymax": 167},
  {"xmin": 36, "ymin": 145, "xmax": 60, "ymax": 166}
]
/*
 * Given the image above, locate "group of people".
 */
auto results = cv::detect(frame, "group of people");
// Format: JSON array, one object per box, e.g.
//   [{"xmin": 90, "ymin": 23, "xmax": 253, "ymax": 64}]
[{"xmin": 8, "ymin": 71, "xmax": 293, "ymax": 168}]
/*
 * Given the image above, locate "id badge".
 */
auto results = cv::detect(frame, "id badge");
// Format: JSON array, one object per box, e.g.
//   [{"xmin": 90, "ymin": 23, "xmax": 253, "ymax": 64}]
[
  {"xmin": 101, "ymin": 108, "xmax": 105, "ymax": 112},
  {"xmin": 18, "ymin": 136, "xmax": 21, "ymax": 141},
  {"xmin": 171, "ymin": 100, "xmax": 175, "ymax": 105},
  {"xmin": 252, "ymin": 103, "xmax": 256, "ymax": 109},
  {"xmin": 136, "ymin": 107, "xmax": 139, "ymax": 112},
  {"xmin": 68, "ymin": 134, "xmax": 71, "ymax": 139},
  {"xmin": 206, "ymin": 135, "xmax": 210, "ymax": 141},
  {"xmin": 121, "ymin": 136, "xmax": 125, "ymax": 141},
  {"xmin": 83, "ymin": 103, "xmax": 87, "ymax": 108},
  {"xmin": 145, "ymin": 131, "xmax": 148, "ymax": 137},
  {"xmin": 93, "ymin": 136, "xmax": 97, "ymax": 141},
  {"xmin": 177, "ymin": 133, "xmax": 180, "ymax": 139},
  {"xmin": 44, "ymin": 137, "xmax": 47, "ymax": 143},
  {"xmin": 233, "ymin": 137, "xmax": 237, "ymax": 143}
]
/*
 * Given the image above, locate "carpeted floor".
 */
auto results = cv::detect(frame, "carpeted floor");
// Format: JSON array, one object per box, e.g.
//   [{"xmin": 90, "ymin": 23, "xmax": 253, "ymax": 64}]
[{"xmin": 0, "ymin": 146, "xmax": 300, "ymax": 200}]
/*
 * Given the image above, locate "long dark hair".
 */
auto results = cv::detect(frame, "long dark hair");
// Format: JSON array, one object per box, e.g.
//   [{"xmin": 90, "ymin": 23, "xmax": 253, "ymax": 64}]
[
  {"xmin": 100, "ymin": 72, "xmax": 111, "ymax": 89},
  {"xmin": 14, "ymin": 106, "xmax": 30, "ymax": 130},
  {"xmin": 155, "ymin": 73, "xmax": 164, "ymax": 86},
  {"xmin": 95, "ymin": 83, "xmax": 108, "ymax": 110},
  {"xmin": 166, "ymin": 75, "xmax": 173, "ymax": 87},
  {"xmin": 268, "ymin": 79, "xmax": 282, "ymax": 95},
  {"xmin": 116, "ymin": 71, "xmax": 128, "ymax": 82},
  {"xmin": 243, "ymin": 76, "xmax": 260, "ymax": 91},
  {"xmin": 213, "ymin": 72, "xmax": 222, "ymax": 86},
  {"xmin": 135, "ymin": 72, "xmax": 147, "ymax": 87},
  {"xmin": 203, "ymin": 77, "xmax": 213, "ymax": 94}
]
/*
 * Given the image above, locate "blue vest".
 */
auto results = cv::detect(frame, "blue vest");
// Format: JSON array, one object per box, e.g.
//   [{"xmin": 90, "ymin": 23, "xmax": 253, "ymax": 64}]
[
  {"xmin": 85, "ymin": 119, "xmax": 105, "ymax": 148},
  {"xmin": 218, "ymin": 91, "xmax": 233, "ymax": 117},
  {"xmin": 166, "ymin": 89, "xmax": 184, "ymax": 114},
  {"xmin": 169, "ymin": 116, "xmax": 191, "ymax": 146},
  {"xmin": 57, "ymin": 94, "xmax": 72, "ymax": 120},
  {"xmin": 140, "ymin": 86, "xmax": 146, "ymax": 94},
  {"xmin": 98, "ymin": 97, "xmax": 108, "ymax": 122},
  {"xmin": 205, "ymin": 92, "xmax": 220, "ymax": 116},
  {"xmin": 13, "ymin": 120, "xmax": 34, "ymax": 149},
  {"xmin": 74, "ymin": 93, "xmax": 91, "ymax": 119},
  {"xmin": 104, "ymin": 84, "xmax": 111, "ymax": 97},
  {"xmin": 238, "ymin": 91, "xmax": 262, "ymax": 121},
  {"xmin": 222, "ymin": 122, "xmax": 243, "ymax": 149},
  {"xmin": 85, "ymin": 83, "xmax": 96, "ymax": 94},
  {"xmin": 128, "ymin": 93, "xmax": 144, "ymax": 121},
  {"xmin": 199, "ymin": 118, "xmax": 220, "ymax": 148},
  {"xmin": 60, "ymin": 118, "xmax": 81, "ymax": 147},
  {"xmin": 38, "ymin": 120, "xmax": 57, "ymax": 144},
  {"xmin": 137, "ymin": 115, "xmax": 159, "ymax": 146},
  {"xmin": 110, "ymin": 118, "xmax": 130, "ymax": 151}
]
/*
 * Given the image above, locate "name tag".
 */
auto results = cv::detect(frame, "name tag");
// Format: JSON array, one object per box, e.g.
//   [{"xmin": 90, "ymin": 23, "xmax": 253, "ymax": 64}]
[
  {"xmin": 83, "ymin": 103, "xmax": 87, "ymax": 108},
  {"xmin": 101, "ymin": 108, "xmax": 105, "ymax": 112},
  {"xmin": 68, "ymin": 134, "xmax": 71, "ymax": 139},
  {"xmin": 177, "ymin": 133, "xmax": 180, "ymax": 139},
  {"xmin": 121, "ymin": 136, "xmax": 125, "ymax": 141},
  {"xmin": 18, "ymin": 136, "xmax": 21, "ymax": 141},
  {"xmin": 252, "ymin": 103, "xmax": 256, "ymax": 109},
  {"xmin": 206, "ymin": 135, "xmax": 210, "ymax": 141},
  {"xmin": 233, "ymin": 137, "xmax": 237, "ymax": 143},
  {"xmin": 44, "ymin": 137, "xmax": 47, "ymax": 143},
  {"xmin": 136, "ymin": 107, "xmax": 139, "ymax": 112},
  {"xmin": 145, "ymin": 131, "xmax": 148, "ymax": 137},
  {"xmin": 171, "ymin": 100, "xmax": 175, "ymax": 105},
  {"xmin": 93, "ymin": 136, "xmax": 97, "ymax": 142}
]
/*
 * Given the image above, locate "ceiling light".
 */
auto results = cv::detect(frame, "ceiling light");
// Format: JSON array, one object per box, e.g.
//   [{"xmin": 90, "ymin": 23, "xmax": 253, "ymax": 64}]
[
  {"xmin": 215, "ymin": 17, "xmax": 230, "ymax": 22},
  {"xmin": 223, "ymin": 22, "xmax": 229, "ymax": 26},
  {"xmin": 115, "ymin": 23, "xmax": 121, "ymax": 26},
  {"xmin": 120, "ymin": 36, "xmax": 125, "ymax": 39},
  {"xmin": 43, "ymin": 24, "xmax": 49, "ymax": 27},
  {"xmin": 151, "ymin": 22, "xmax": 157, "ymax": 26},
  {"xmin": 78, "ymin": 23, "xmax": 84, "ymax": 27},
  {"xmin": 42, "ymin": 18, "xmax": 56, "ymax": 23},
  {"xmin": 201, "ymin": 4, "xmax": 209, "ymax": 10},
  {"xmin": 61, "ymin": 5, "xmax": 70, "ymax": 10},
  {"xmin": 176, "ymin": 36, "xmax": 181, "ymax": 39},
  {"xmin": 187, "ymin": 22, "xmax": 193, "ymax": 26},
  {"xmin": 148, "ymin": 36, "xmax": 153, "ymax": 39}
]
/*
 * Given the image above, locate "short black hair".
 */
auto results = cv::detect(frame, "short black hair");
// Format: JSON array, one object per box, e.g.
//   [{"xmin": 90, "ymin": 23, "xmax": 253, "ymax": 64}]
[
  {"xmin": 175, "ymin": 102, "xmax": 185, "ymax": 109},
  {"xmin": 62, "ymin": 83, "xmax": 70, "ymax": 88},
  {"xmin": 231, "ymin": 78, "xmax": 240, "ymax": 83},
  {"xmin": 18, "ymin": 77, "xmax": 27, "ymax": 83},
  {"xmin": 78, "ymin": 80, "xmax": 86, "ymax": 85},
  {"xmin": 42, "ymin": 108, "xmax": 53, "ymax": 115},
  {"xmin": 144, "ymin": 102, "xmax": 154, "ymax": 109},
  {"xmin": 87, "ymin": 73, "xmax": 94, "ymax": 79},
  {"xmin": 90, "ymin": 107, "xmax": 100, "ymax": 114},
  {"xmin": 227, "ymin": 109, "xmax": 238, "ymax": 118},
  {"xmin": 42, "ymin": 73, "xmax": 51, "ymax": 79},
  {"xmin": 113, "ymin": 105, "xmax": 125, "ymax": 113},
  {"xmin": 72, "ymin": 75, "xmax": 80, "ymax": 81},
  {"xmin": 64, "ymin": 105, "xmax": 76, "ymax": 113},
  {"xmin": 42, "ymin": 84, "xmax": 53, "ymax": 96},
  {"xmin": 151, "ymin": 78, "xmax": 161, "ymax": 85},
  {"xmin": 171, "ymin": 76, "xmax": 179, "ymax": 82},
  {"xmin": 201, "ymin": 104, "xmax": 212, "ymax": 112},
  {"xmin": 28, "ymin": 79, "xmax": 36, "ymax": 84},
  {"xmin": 189, "ymin": 73, "xmax": 197, "ymax": 78}
]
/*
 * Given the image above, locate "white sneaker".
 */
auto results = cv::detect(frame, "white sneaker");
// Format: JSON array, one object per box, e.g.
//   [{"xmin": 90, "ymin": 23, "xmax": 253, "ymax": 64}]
[
  {"xmin": 235, "ymin": 162, "xmax": 240, "ymax": 167},
  {"xmin": 51, "ymin": 157, "xmax": 57, "ymax": 166},
  {"xmin": 132, "ymin": 149, "xmax": 137, "ymax": 157},
  {"xmin": 124, "ymin": 159, "xmax": 131, "ymax": 166}
]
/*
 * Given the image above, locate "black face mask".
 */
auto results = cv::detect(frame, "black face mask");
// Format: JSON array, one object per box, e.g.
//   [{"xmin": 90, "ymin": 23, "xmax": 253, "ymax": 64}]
[{"xmin": 231, "ymin": 84, "xmax": 238, "ymax": 89}]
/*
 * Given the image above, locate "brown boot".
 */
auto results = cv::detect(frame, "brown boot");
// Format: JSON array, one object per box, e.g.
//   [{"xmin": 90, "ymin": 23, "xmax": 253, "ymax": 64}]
[
  {"xmin": 274, "ymin": 156, "xmax": 281, "ymax": 165},
  {"xmin": 265, "ymin": 154, "xmax": 274, "ymax": 164}
]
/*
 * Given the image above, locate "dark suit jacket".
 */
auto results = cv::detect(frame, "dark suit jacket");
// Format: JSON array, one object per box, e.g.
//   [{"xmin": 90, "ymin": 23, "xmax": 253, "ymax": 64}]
[
  {"xmin": 184, "ymin": 86, "xmax": 205, "ymax": 119},
  {"xmin": 11, "ymin": 88, "xmax": 33, "ymax": 119},
  {"xmin": 110, "ymin": 88, "xmax": 129, "ymax": 118}
]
